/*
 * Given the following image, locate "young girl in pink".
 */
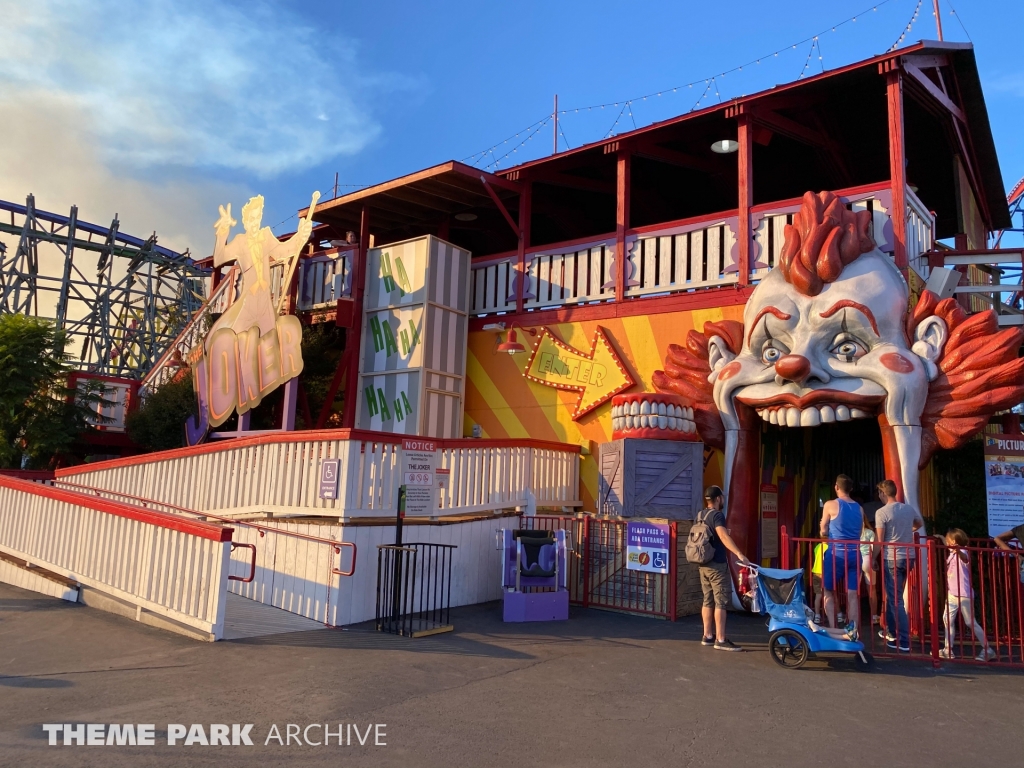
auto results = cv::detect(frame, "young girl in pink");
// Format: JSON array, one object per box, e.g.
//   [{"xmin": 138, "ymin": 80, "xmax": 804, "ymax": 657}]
[{"xmin": 938, "ymin": 528, "xmax": 996, "ymax": 661}]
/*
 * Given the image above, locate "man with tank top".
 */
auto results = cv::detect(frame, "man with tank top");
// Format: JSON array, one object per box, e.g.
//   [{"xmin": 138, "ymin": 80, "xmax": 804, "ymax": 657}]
[{"xmin": 819, "ymin": 474, "xmax": 862, "ymax": 636}]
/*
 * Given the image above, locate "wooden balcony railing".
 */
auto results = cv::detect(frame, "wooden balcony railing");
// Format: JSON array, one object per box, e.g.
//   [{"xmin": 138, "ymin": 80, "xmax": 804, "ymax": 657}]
[{"xmin": 469, "ymin": 182, "xmax": 933, "ymax": 317}]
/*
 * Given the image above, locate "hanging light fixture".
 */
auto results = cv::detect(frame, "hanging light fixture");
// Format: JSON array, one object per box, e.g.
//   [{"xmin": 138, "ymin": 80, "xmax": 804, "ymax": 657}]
[
  {"xmin": 711, "ymin": 139, "xmax": 739, "ymax": 154},
  {"xmin": 492, "ymin": 322, "xmax": 537, "ymax": 355}
]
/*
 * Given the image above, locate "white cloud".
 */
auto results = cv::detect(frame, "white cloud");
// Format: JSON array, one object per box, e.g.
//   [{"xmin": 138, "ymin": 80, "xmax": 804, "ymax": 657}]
[{"xmin": 0, "ymin": 0, "xmax": 387, "ymax": 253}]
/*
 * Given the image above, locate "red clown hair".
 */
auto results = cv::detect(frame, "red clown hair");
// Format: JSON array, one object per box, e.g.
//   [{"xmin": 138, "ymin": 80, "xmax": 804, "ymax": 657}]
[
  {"xmin": 911, "ymin": 290, "xmax": 1024, "ymax": 467},
  {"xmin": 779, "ymin": 191, "xmax": 875, "ymax": 296},
  {"xmin": 651, "ymin": 319, "xmax": 743, "ymax": 450}
]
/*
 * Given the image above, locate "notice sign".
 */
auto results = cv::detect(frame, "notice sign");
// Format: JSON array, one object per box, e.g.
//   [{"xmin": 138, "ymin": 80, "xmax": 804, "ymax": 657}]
[
  {"xmin": 319, "ymin": 458, "xmax": 342, "ymax": 500},
  {"xmin": 760, "ymin": 483, "xmax": 779, "ymax": 559},
  {"xmin": 984, "ymin": 434, "xmax": 1024, "ymax": 537},
  {"xmin": 626, "ymin": 521, "xmax": 670, "ymax": 574},
  {"xmin": 401, "ymin": 438, "xmax": 437, "ymax": 517}
]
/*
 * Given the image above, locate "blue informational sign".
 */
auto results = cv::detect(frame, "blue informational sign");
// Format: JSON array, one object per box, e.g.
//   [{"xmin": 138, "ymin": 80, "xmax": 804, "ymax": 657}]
[{"xmin": 626, "ymin": 521, "xmax": 670, "ymax": 574}]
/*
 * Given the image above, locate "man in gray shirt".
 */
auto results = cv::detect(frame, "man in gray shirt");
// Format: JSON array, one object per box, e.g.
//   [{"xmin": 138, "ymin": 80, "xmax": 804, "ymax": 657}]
[{"xmin": 873, "ymin": 479, "xmax": 924, "ymax": 652}]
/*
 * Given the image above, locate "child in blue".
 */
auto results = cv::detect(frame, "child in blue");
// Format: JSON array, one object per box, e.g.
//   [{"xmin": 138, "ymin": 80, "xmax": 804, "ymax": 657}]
[{"xmin": 819, "ymin": 474, "xmax": 862, "ymax": 636}]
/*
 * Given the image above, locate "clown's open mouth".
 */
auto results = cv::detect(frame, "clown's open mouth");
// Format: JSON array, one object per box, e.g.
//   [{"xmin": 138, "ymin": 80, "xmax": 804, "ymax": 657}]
[{"xmin": 736, "ymin": 392, "xmax": 885, "ymax": 427}]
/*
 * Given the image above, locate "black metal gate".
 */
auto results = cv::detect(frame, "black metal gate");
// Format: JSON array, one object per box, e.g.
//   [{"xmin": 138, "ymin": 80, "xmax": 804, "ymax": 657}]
[{"xmin": 375, "ymin": 543, "xmax": 455, "ymax": 637}]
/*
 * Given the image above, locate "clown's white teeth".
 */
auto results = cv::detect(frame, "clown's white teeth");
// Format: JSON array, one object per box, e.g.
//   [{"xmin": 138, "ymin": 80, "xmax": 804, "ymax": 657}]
[
  {"xmin": 768, "ymin": 409, "xmax": 778, "ymax": 425},
  {"xmin": 800, "ymin": 408, "xmax": 820, "ymax": 427},
  {"xmin": 851, "ymin": 408, "xmax": 871, "ymax": 419},
  {"xmin": 784, "ymin": 407, "xmax": 798, "ymax": 428},
  {"xmin": 835, "ymin": 405, "xmax": 851, "ymax": 422},
  {"xmin": 820, "ymin": 405, "xmax": 835, "ymax": 423},
  {"xmin": 640, "ymin": 400, "xmax": 650, "ymax": 416},
  {"xmin": 667, "ymin": 416, "xmax": 677, "ymax": 430},
  {"xmin": 640, "ymin": 414, "xmax": 649, "ymax": 428},
  {"xmin": 626, "ymin": 414, "xmax": 635, "ymax": 429},
  {"xmin": 629, "ymin": 401, "xmax": 639, "ymax": 416},
  {"xmin": 657, "ymin": 415, "xmax": 667, "ymax": 429}
]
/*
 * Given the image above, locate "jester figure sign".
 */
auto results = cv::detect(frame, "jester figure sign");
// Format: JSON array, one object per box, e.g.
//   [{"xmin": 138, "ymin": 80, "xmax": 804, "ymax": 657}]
[
  {"xmin": 185, "ymin": 193, "xmax": 318, "ymax": 444},
  {"xmin": 654, "ymin": 191, "xmax": 1024, "ymax": 593}
]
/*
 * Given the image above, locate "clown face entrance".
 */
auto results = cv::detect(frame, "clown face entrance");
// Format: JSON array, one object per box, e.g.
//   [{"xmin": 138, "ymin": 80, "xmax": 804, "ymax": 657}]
[{"xmin": 759, "ymin": 419, "xmax": 885, "ymax": 559}]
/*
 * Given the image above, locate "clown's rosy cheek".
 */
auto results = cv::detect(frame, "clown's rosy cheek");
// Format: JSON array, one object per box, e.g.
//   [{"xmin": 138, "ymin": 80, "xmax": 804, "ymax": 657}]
[
  {"xmin": 880, "ymin": 352, "xmax": 915, "ymax": 373},
  {"xmin": 718, "ymin": 362, "xmax": 743, "ymax": 381}
]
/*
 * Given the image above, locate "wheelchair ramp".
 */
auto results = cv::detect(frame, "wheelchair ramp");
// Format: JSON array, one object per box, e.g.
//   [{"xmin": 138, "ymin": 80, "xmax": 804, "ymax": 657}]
[{"xmin": 222, "ymin": 592, "xmax": 324, "ymax": 640}]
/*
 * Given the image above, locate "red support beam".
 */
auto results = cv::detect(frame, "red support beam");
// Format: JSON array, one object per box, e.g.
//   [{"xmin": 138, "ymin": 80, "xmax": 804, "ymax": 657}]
[
  {"xmin": 615, "ymin": 151, "xmax": 631, "ymax": 303},
  {"xmin": 886, "ymin": 68, "xmax": 908, "ymax": 269},
  {"xmin": 480, "ymin": 176, "xmax": 520, "ymax": 239},
  {"xmin": 737, "ymin": 116, "xmax": 753, "ymax": 286},
  {"xmin": 340, "ymin": 205, "xmax": 369, "ymax": 429},
  {"xmin": 516, "ymin": 182, "xmax": 532, "ymax": 314}
]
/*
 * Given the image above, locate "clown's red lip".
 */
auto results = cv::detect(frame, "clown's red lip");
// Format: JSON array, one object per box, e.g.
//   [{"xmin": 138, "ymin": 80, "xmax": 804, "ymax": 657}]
[{"xmin": 736, "ymin": 391, "xmax": 884, "ymax": 411}]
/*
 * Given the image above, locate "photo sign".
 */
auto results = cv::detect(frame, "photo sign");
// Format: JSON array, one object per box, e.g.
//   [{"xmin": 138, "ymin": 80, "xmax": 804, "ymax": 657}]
[
  {"xmin": 984, "ymin": 434, "xmax": 1024, "ymax": 537},
  {"xmin": 626, "ymin": 521, "xmax": 670, "ymax": 574},
  {"xmin": 401, "ymin": 438, "xmax": 438, "ymax": 517}
]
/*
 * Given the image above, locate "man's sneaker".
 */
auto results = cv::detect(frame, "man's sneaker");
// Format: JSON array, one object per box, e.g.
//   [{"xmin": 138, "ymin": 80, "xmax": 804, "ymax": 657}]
[
  {"xmin": 976, "ymin": 647, "xmax": 997, "ymax": 662},
  {"xmin": 714, "ymin": 639, "xmax": 743, "ymax": 652},
  {"xmin": 898, "ymin": 643, "xmax": 911, "ymax": 653},
  {"xmin": 700, "ymin": 636, "xmax": 715, "ymax": 646},
  {"xmin": 938, "ymin": 648, "xmax": 954, "ymax": 659},
  {"xmin": 844, "ymin": 622, "xmax": 859, "ymax": 641},
  {"xmin": 878, "ymin": 630, "xmax": 896, "ymax": 643}
]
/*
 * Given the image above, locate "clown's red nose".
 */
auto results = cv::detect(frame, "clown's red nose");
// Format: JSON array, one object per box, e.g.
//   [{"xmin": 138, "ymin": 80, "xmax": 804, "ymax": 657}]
[{"xmin": 775, "ymin": 354, "xmax": 811, "ymax": 383}]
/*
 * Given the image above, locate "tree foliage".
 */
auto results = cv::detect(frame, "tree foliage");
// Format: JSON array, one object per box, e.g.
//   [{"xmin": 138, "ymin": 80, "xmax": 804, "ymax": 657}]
[
  {"xmin": 0, "ymin": 314, "xmax": 105, "ymax": 469},
  {"xmin": 126, "ymin": 375, "xmax": 197, "ymax": 451}
]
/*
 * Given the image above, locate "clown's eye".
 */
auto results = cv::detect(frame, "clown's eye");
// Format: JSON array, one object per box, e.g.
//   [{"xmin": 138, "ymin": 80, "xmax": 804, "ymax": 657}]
[
  {"xmin": 760, "ymin": 341, "xmax": 788, "ymax": 365},
  {"xmin": 830, "ymin": 335, "xmax": 868, "ymax": 363}
]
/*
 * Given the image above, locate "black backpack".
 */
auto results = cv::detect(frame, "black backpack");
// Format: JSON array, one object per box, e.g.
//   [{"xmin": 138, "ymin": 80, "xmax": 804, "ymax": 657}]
[{"xmin": 686, "ymin": 508, "xmax": 717, "ymax": 564}]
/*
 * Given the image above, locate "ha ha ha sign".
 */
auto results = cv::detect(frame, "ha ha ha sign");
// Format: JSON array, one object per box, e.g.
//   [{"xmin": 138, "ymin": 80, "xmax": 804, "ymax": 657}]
[{"xmin": 185, "ymin": 193, "xmax": 316, "ymax": 444}]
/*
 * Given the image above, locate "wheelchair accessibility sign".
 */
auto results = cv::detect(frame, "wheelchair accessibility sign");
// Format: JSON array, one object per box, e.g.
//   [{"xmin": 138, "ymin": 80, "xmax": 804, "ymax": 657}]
[{"xmin": 626, "ymin": 521, "xmax": 670, "ymax": 574}]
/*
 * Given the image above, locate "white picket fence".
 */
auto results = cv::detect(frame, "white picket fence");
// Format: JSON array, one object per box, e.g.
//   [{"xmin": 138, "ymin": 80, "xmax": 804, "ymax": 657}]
[
  {"xmin": 56, "ymin": 431, "xmax": 580, "ymax": 520},
  {"xmin": 0, "ymin": 476, "xmax": 232, "ymax": 639}
]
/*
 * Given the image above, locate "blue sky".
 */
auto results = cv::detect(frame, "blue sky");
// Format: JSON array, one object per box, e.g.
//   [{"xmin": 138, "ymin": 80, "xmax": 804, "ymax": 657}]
[{"xmin": 0, "ymin": 0, "xmax": 1021, "ymax": 253}]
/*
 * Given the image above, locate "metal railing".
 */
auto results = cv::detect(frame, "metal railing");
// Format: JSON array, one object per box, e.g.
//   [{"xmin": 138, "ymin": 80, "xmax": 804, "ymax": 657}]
[
  {"xmin": 376, "ymin": 543, "xmax": 455, "ymax": 637},
  {"xmin": 522, "ymin": 515, "xmax": 677, "ymax": 619},
  {"xmin": 781, "ymin": 529, "xmax": 1024, "ymax": 667}
]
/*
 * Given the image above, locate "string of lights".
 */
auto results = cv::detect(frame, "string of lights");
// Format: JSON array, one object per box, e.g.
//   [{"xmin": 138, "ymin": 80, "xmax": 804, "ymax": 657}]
[
  {"xmin": 480, "ymin": 116, "xmax": 552, "ymax": 170},
  {"xmin": 462, "ymin": 116, "xmax": 552, "ymax": 165},
  {"xmin": 797, "ymin": 37, "xmax": 825, "ymax": 79},
  {"xmin": 464, "ymin": 0, "xmax": 899, "ymax": 167},
  {"xmin": 945, "ymin": 0, "xmax": 971, "ymax": 41},
  {"xmin": 890, "ymin": 0, "xmax": 923, "ymax": 50}
]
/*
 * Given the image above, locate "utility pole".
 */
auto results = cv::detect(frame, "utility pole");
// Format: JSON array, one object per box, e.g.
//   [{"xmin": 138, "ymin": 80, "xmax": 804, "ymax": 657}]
[
  {"xmin": 933, "ymin": 0, "xmax": 944, "ymax": 40},
  {"xmin": 333, "ymin": 172, "xmax": 339, "ymax": 199},
  {"xmin": 553, "ymin": 94, "xmax": 558, "ymax": 155}
]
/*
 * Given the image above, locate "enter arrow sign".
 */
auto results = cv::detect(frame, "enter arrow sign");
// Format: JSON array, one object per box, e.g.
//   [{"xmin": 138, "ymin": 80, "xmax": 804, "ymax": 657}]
[{"xmin": 523, "ymin": 326, "xmax": 635, "ymax": 420}]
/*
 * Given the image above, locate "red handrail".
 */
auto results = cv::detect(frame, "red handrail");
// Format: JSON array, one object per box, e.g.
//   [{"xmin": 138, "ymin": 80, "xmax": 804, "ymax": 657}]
[{"xmin": 228, "ymin": 543, "xmax": 257, "ymax": 583}]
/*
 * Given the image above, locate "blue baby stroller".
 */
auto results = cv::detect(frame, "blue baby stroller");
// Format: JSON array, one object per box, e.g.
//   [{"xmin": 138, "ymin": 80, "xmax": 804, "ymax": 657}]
[{"xmin": 747, "ymin": 565, "xmax": 872, "ymax": 671}]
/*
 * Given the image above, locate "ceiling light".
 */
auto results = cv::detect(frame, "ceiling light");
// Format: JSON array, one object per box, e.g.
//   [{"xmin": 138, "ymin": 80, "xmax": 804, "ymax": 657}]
[
  {"xmin": 711, "ymin": 139, "xmax": 739, "ymax": 154},
  {"xmin": 454, "ymin": 212, "xmax": 478, "ymax": 221}
]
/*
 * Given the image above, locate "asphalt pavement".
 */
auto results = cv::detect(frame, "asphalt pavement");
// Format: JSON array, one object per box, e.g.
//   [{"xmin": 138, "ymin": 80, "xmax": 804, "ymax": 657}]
[{"xmin": 1, "ymin": 581, "xmax": 1021, "ymax": 768}]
